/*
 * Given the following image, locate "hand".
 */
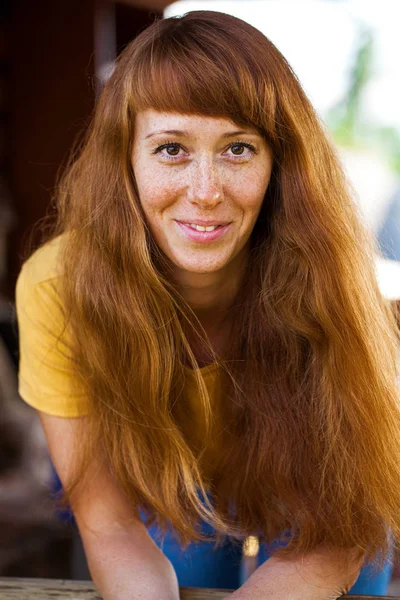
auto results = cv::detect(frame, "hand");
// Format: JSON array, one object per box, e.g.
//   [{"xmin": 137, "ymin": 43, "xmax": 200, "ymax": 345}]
[{"xmin": 225, "ymin": 545, "xmax": 364, "ymax": 600}]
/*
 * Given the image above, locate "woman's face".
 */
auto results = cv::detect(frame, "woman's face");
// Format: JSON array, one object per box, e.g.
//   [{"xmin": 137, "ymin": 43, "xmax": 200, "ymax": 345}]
[{"xmin": 131, "ymin": 109, "xmax": 273, "ymax": 275}]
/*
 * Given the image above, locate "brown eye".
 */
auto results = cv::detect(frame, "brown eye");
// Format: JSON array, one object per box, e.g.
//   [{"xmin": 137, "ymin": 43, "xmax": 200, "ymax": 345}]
[
  {"xmin": 166, "ymin": 144, "xmax": 180, "ymax": 156},
  {"xmin": 231, "ymin": 144, "xmax": 245, "ymax": 155},
  {"xmin": 152, "ymin": 142, "xmax": 186, "ymax": 160}
]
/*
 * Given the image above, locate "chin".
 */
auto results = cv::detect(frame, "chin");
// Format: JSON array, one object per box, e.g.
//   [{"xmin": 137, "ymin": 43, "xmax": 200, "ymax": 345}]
[{"xmin": 174, "ymin": 257, "xmax": 227, "ymax": 274}]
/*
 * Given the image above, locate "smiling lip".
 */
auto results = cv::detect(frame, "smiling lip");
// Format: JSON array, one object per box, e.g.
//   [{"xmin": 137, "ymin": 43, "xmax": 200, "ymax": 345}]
[
  {"xmin": 175, "ymin": 221, "xmax": 231, "ymax": 243},
  {"xmin": 176, "ymin": 219, "xmax": 231, "ymax": 226}
]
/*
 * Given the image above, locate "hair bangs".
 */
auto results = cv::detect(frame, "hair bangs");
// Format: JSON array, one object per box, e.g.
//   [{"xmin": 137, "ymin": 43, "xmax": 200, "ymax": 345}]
[{"xmin": 129, "ymin": 22, "xmax": 276, "ymax": 137}]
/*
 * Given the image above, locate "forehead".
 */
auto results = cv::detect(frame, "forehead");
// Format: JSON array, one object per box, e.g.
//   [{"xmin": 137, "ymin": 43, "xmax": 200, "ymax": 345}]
[{"xmin": 133, "ymin": 109, "xmax": 260, "ymax": 139}]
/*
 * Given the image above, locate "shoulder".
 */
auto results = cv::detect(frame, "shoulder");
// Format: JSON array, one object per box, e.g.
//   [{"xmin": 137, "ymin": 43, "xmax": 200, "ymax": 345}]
[
  {"xmin": 18, "ymin": 233, "xmax": 67, "ymax": 288},
  {"xmin": 16, "ymin": 232, "xmax": 90, "ymax": 417},
  {"xmin": 15, "ymin": 233, "xmax": 70, "ymax": 334},
  {"xmin": 16, "ymin": 233, "xmax": 71, "ymax": 316}
]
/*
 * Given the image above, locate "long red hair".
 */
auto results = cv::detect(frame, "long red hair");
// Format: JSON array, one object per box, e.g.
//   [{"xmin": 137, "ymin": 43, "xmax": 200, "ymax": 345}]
[{"xmin": 25, "ymin": 11, "xmax": 400, "ymax": 571}]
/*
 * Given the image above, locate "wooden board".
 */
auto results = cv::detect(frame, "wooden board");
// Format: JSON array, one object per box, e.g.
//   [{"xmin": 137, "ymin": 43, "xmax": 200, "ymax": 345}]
[{"xmin": 0, "ymin": 577, "xmax": 398, "ymax": 599}]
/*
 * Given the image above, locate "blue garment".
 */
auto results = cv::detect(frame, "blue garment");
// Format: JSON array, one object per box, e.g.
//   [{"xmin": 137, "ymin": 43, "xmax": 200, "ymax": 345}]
[
  {"xmin": 140, "ymin": 508, "xmax": 242, "ymax": 589},
  {"xmin": 52, "ymin": 468, "xmax": 393, "ymax": 594},
  {"xmin": 347, "ymin": 562, "xmax": 393, "ymax": 596}
]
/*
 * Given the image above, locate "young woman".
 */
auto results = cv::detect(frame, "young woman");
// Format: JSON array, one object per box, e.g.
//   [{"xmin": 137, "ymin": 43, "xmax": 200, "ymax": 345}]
[{"xmin": 16, "ymin": 10, "xmax": 400, "ymax": 599}]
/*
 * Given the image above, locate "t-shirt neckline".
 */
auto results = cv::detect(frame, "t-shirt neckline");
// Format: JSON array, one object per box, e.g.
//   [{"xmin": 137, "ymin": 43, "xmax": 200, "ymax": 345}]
[{"xmin": 184, "ymin": 362, "xmax": 219, "ymax": 376}]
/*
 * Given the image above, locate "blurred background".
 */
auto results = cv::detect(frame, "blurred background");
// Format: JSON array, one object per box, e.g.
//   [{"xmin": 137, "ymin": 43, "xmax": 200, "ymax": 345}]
[{"xmin": 1, "ymin": 0, "xmax": 400, "ymax": 590}]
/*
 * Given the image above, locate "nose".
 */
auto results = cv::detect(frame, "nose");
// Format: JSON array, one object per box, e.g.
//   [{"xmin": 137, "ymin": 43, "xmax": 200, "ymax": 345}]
[{"xmin": 187, "ymin": 157, "xmax": 223, "ymax": 208}]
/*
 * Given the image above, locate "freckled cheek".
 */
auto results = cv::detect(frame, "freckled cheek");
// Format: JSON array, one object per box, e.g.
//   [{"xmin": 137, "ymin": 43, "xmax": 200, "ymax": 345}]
[
  {"xmin": 134, "ymin": 168, "xmax": 180, "ymax": 217},
  {"xmin": 230, "ymin": 178, "xmax": 267, "ymax": 223},
  {"xmin": 137, "ymin": 174, "xmax": 183, "ymax": 236}
]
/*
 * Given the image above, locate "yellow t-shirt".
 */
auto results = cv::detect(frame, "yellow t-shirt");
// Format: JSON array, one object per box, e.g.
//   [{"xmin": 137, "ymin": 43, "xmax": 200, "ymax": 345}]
[{"xmin": 15, "ymin": 234, "xmax": 224, "ymax": 479}]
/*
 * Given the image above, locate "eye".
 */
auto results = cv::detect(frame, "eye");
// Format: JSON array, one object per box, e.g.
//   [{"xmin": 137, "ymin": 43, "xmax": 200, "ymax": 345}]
[
  {"xmin": 163, "ymin": 144, "xmax": 180, "ymax": 156},
  {"xmin": 231, "ymin": 143, "xmax": 245, "ymax": 155},
  {"xmin": 152, "ymin": 142, "xmax": 185, "ymax": 160},
  {"xmin": 226, "ymin": 141, "xmax": 257, "ymax": 159}
]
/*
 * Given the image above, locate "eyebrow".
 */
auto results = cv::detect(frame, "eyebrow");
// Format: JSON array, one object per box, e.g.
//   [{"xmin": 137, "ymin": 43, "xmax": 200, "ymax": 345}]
[{"xmin": 144, "ymin": 129, "xmax": 254, "ymax": 140}]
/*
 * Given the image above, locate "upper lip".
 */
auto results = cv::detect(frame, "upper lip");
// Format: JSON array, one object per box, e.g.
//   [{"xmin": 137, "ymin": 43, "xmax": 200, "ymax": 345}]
[{"xmin": 176, "ymin": 219, "xmax": 231, "ymax": 226}]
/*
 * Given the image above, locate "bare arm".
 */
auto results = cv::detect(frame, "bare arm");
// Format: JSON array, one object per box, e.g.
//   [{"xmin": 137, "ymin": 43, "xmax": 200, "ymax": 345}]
[
  {"xmin": 226, "ymin": 544, "xmax": 364, "ymax": 600},
  {"xmin": 39, "ymin": 412, "xmax": 180, "ymax": 600},
  {"xmin": 82, "ymin": 525, "xmax": 180, "ymax": 600}
]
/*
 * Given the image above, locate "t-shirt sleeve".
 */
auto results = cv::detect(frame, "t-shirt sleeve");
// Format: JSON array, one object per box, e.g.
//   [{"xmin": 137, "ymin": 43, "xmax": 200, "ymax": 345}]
[{"xmin": 15, "ymin": 262, "xmax": 90, "ymax": 418}]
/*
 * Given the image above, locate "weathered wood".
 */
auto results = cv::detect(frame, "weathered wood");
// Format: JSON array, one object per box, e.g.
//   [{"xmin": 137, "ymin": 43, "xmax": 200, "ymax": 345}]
[
  {"xmin": 0, "ymin": 578, "xmax": 398, "ymax": 599},
  {"xmin": 0, "ymin": 578, "xmax": 227, "ymax": 599}
]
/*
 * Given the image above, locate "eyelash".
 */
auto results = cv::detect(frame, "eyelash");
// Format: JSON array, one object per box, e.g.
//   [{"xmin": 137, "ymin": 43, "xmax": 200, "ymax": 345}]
[{"xmin": 151, "ymin": 140, "xmax": 257, "ymax": 161}]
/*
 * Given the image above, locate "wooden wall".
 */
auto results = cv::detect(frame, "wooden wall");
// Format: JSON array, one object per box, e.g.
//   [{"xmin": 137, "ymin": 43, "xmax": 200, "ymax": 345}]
[{"xmin": 4, "ymin": 0, "xmax": 167, "ymax": 300}]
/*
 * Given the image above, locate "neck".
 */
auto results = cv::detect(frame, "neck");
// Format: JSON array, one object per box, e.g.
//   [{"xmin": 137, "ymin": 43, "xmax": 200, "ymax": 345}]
[{"xmin": 172, "ymin": 247, "xmax": 248, "ymax": 329}]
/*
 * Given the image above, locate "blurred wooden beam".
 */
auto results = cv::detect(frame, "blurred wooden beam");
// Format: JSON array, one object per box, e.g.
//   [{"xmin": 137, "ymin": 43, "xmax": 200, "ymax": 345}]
[
  {"xmin": 0, "ymin": 577, "xmax": 394, "ymax": 599},
  {"xmin": 117, "ymin": 0, "xmax": 173, "ymax": 12}
]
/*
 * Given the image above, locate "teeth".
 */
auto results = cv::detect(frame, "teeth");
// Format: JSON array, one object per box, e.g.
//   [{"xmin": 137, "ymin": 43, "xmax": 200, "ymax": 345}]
[{"xmin": 188, "ymin": 223, "xmax": 220, "ymax": 232}]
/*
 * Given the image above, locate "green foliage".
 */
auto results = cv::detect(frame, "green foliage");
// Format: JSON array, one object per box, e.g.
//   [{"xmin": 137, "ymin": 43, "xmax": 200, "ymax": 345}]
[{"xmin": 325, "ymin": 25, "xmax": 400, "ymax": 174}]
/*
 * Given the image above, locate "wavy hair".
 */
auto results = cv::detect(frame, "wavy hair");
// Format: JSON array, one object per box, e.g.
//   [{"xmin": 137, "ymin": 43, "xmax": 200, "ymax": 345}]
[{"xmin": 25, "ymin": 11, "xmax": 400, "ymax": 570}]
